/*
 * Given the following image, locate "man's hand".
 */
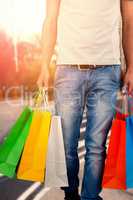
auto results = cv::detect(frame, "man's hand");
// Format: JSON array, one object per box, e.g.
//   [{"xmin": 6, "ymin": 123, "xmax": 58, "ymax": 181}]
[
  {"xmin": 124, "ymin": 68, "xmax": 133, "ymax": 94},
  {"xmin": 37, "ymin": 67, "xmax": 49, "ymax": 88}
]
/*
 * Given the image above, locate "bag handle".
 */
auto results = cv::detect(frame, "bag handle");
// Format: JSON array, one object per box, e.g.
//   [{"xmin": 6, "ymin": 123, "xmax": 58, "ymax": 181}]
[
  {"xmin": 114, "ymin": 86, "xmax": 129, "ymax": 119},
  {"xmin": 33, "ymin": 87, "xmax": 49, "ymax": 111},
  {"xmin": 122, "ymin": 85, "xmax": 129, "ymax": 115}
]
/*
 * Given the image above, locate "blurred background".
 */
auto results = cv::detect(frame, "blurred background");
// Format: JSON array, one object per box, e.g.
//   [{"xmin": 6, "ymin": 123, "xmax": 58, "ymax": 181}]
[
  {"xmin": 0, "ymin": 0, "xmax": 55, "ymax": 101},
  {"xmin": 0, "ymin": 2, "xmax": 133, "ymax": 200}
]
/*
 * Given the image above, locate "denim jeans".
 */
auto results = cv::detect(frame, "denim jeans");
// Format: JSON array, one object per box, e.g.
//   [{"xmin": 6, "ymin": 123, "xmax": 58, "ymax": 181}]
[{"xmin": 54, "ymin": 65, "xmax": 121, "ymax": 200}]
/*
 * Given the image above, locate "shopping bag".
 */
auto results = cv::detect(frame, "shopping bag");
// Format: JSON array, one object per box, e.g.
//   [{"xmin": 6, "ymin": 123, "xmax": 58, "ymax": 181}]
[
  {"xmin": 102, "ymin": 114, "xmax": 126, "ymax": 190},
  {"xmin": 0, "ymin": 106, "xmax": 32, "ymax": 177},
  {"xmin": 17, "ymin": 110, "xmax": 51, "ymax": 182},
  {"xmin": 45, "ymin": 116, "xmax": 68, "ymax": 187},
  {"xmin": 0, "ymin": 103, "xmax": 24, "ymax": 143},
  {"xmin": 126, "ymin": 115, "xmax": 133, "ymax": 188}
]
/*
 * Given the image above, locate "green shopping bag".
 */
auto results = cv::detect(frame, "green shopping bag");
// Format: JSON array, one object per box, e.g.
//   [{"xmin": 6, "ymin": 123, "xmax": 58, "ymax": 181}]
[{"xmin": 0, "ymin": 106, "xmax": 33, "ymax": 178}]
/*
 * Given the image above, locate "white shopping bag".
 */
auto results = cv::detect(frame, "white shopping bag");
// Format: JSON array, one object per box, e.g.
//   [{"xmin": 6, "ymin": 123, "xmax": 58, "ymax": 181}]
[{"xmin": 45, "ymin": 115, "xmax": 68, "ymax": 187}]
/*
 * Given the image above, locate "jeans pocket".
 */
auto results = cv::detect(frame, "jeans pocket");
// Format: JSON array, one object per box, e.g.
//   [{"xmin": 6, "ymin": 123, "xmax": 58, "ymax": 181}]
[
  {"xmin": 54, "ymin": 66, "xmax": 64, "ymax": 86},
  {"xmin": 111, "ymin": 65, "xmax": 121, "ymax": 83},
  {"xmin": 54, "ymin": 65, "xmax": 68, "ymax": 81}
]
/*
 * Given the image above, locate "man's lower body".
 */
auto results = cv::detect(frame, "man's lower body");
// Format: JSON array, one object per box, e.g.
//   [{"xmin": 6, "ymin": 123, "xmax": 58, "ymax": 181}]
[{"xmin": 54, "ymin": 65, "xmax": 121, "ymax": 200}]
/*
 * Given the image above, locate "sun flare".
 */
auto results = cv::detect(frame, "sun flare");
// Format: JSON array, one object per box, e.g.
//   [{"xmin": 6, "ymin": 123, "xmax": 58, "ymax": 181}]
[{"xmin": 0, "ymin": 0, "xmax": 46, "ymax": 37}]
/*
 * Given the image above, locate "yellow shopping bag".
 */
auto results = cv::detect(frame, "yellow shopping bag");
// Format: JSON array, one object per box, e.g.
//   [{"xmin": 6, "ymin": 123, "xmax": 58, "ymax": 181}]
[{"xmin": 17, "ymin": 88, "xmax": 51, "ymax": 182}]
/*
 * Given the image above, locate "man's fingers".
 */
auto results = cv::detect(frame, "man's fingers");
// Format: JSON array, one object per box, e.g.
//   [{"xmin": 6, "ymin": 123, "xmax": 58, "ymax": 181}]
[
  {"xmin": 123, "ymin": 77, "xmax": 129, "ymax": 92},
  {"xmin": 124, "ymin": 73, "xmax": 128, "ymax": 85},
  {"xmin": 37, "ymin": 78, "xmax": 43, "ymax": 87},
  {"xmin": 124, "ymin": 79, "xmax": 133, "ymax": 95},
  {"xmin": 44, "ymin": 78, "xmax": 49, "ymax": 87},
  {"xmin": 123, "ymin": 68, "xmax": 133, "ymax": 95},
  {"xmin": 129, "ymin": 82, "xmax": 133, "ymax": 95}
]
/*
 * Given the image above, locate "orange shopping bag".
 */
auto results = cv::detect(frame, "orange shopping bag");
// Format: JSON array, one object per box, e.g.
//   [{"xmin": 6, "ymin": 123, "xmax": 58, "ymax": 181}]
[
  {"xmin": 102, "ymin": 113, "xmax": 126, "ymax": 190},
  {"xmin": 17, "ymin": 88, "xmax": 51, "ymax": 182}
]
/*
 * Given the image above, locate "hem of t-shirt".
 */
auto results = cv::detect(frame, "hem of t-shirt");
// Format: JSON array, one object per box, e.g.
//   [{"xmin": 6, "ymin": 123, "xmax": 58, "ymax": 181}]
[{"xmin": 56, "ymin": 58, "xmax": 121, "ymax": 66}]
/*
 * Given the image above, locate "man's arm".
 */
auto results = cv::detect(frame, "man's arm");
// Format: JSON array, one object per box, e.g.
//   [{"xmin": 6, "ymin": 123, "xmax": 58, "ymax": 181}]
[
  {"xmin": 37, "ymin": 0, "xmax": 61, "ymax": 87},
  {"xmin": 121, "ymin": 0, "xmax": 133, "ymax": 93}
]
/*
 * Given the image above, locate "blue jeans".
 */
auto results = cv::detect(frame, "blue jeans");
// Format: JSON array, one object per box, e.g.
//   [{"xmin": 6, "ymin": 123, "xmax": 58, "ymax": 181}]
[{"xmin": 54, "ymin": 65, "xmax": 121, "ymax": 200}]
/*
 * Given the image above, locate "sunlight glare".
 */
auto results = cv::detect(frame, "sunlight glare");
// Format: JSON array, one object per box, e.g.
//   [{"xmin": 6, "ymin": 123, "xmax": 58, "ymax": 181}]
[{"xmin": 0, "ymin": 0, "xmax": 46, "ymax": 37}]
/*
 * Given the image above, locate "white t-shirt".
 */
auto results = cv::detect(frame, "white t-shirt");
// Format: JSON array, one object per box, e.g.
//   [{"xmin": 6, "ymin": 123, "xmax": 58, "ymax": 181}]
[{"xmin": 56, "ymin": 0, "xmax": 121, "ymax": 65}]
